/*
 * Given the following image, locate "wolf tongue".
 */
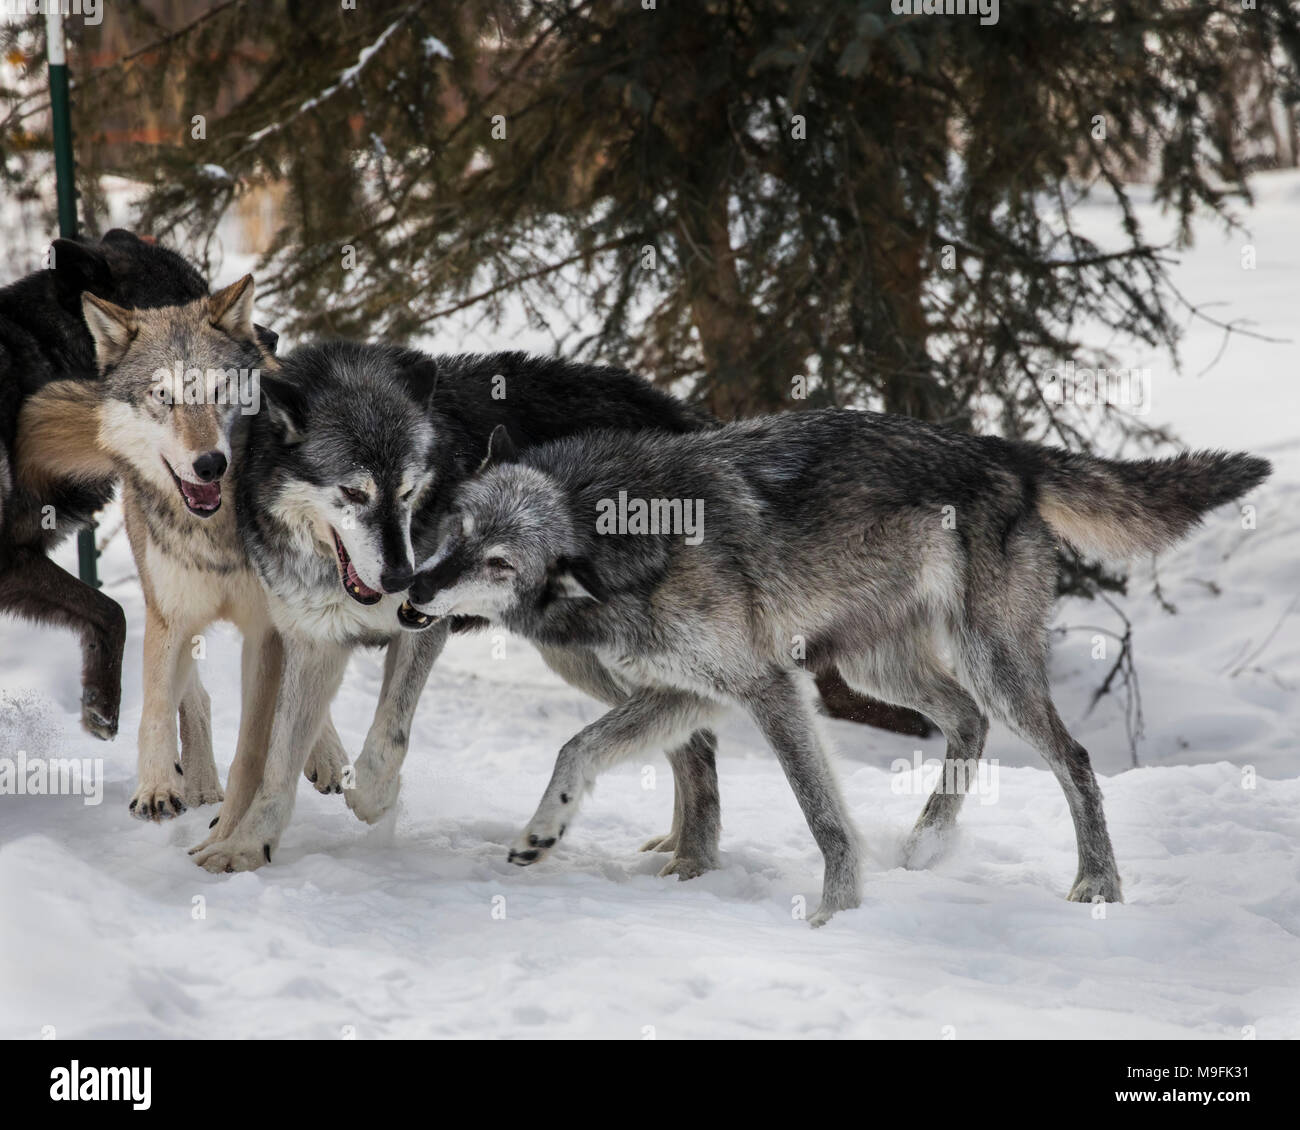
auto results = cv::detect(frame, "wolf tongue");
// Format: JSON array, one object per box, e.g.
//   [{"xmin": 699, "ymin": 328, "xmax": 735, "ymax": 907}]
[
  {"xmin": 346, "ymin": 560, "xmax": 380, "ymax": 598},
  {"xmin": 181, "ymin": 480, "xmax": 221, "ymax": 509}
]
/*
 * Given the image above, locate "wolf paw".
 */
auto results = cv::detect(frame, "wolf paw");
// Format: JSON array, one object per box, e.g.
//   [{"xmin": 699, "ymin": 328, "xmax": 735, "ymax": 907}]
[
  {"xmin": 507, "ymin": 820, "xmax": 566, "ymax": 867},
  {"xmin": 1067, "ymin": 873, "xmax": 1123, "ymax": 904},
  {"xmin": 191, "ymin": 835, "xmax": 272, "ymax": 874},
  {"xmin": 80, "ymin": 685, "xmax": 118, "ymax": 741},
  {"xmin": 305, "ymin": 744, "xmax": 348, "ymax": 794},
  {"xmin": 182, "ymin": 762, "xmax": 224, "ymax": 808},
  {"xmin": 345, "ymin": 766, "xmax": 399, "ymax": 825},
  {"xmin": 129, "ymin": 778, "xmax": 187, "ymax": 821},
  {"xmin": 808, "ymin": 896, "xmax": 860, "ymax": 929},
  {"xmin": 900, "ymin": 824, "xmax": 949, "ymax": 870},
  {"xmin": 640, "ymin": 831, "xmax": 678, "ymax": 853},
  {"xmin": 658, "ymin": 853, "xmax": 716, "ymax": 880},
  {"xmin": 183, "ymin": 781, "xmax": 225, "ymax": 808}
]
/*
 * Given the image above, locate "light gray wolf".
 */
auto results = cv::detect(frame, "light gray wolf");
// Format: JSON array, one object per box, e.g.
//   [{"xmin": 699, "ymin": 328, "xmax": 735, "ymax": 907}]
[
  {"xmin": 17, "ymin": 279, "xmax": 292, "ymax": 819},
  {"xmin": 0, "ymin": 229, "xmax": 207, "ymax": 740},
  {"xmin": 401, "ymin": 411, "xmax": 1272, "ymax": 925},
  {"xmin": 186, "ymin": 342, "xmax": 722, "ymax": 874}
]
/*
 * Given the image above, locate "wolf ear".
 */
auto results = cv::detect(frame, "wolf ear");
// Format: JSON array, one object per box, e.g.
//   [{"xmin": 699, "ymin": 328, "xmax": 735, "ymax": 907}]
[
  {"xmin": 552, "ymin": 555, "xmax": 607, "ymax": 603},
  {"xmin": 253, "ymin": 323, "xmax": 280, "ymax": 356},
  {"xmin": 101, "ymin": 228, "xmax": 143, "ymax": 247},
  {"xmin": 52, "ymin": 239, "xmax": 112, "ymax": 299},
  {"xmin": 401, "ymin": 356, "xmax": 440, "ymax": 410},
  {"xmin": 208, "ymin": 274, "xmax": 256, "ymax": 339},
  {"xmin": 477, "ymin": 424, "xmax": 517, "ymax": 473},
  {"xmin": 80, "ymin": 292, "xmax": 138, "ymax": 369},
  {"xmin": 259, "ymin": 374, "xmax": 308, "ymax": 444}
]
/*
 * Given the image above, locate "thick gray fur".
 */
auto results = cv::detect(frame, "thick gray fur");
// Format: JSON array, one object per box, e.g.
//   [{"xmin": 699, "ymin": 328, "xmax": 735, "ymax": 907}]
[{"xmin": 407, "ymin": 409, "xmax": 1271, "ymax": 924}]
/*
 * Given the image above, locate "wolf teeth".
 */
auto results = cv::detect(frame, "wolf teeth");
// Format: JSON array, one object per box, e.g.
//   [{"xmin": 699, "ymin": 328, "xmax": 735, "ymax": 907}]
[{"xmin": 397, "ymin": 600, "xmax": 434, "ymax": 629}]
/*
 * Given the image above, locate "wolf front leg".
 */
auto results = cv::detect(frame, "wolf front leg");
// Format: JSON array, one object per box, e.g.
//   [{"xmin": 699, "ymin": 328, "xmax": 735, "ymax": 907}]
[
  {"xmin": 533, "ymin": 643, "xmax": 722, "ymax": 875},
  {"xmin": 508, "ymin": 687, "xmax": 718, "ymax": 868},
  {"xmin": 188, "ymin": 624, "xmax": 283, "ymax": 855},
  {"xmin": 130, "ymin": 603, "xmax": 199, "ymax": 820},
  {"xmin": 0, "ymin": 545, "xmax": 126, "ymax": 741},
  {"xmin": 192, "ymin": 636, "xmax": 348, "ymax": 872},
  {"xmin": 346, "ymin": 621, "xmax": 449, "ymax": 823},
  {"xmin": 304, "ymin": 717, "xmax": 349, "ymax": 794},
  {"xmin": 739, "ymin": 670, "xmax": 862, "ymax": 927}
]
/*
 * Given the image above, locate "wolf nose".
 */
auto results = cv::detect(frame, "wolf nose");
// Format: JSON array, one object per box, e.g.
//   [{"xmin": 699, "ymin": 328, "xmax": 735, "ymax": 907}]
[
  {"xmin": 192, "ymin": 451, "xmax": 227, "ymax": 483},
  {"xmin": 379, "ymin": 566, "xmax": 414, "ymax": 594}
]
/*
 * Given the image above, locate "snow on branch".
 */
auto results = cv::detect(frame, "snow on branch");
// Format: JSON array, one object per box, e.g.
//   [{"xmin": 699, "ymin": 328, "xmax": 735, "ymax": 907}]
[{"xmin": 243, "ymin": 10, "xmax": 448, "ymax": 151}]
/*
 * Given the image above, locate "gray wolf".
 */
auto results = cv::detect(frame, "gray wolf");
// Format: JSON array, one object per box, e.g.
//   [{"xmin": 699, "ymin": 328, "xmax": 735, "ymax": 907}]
[
  {"xmin": 0, "ymin": 230, "xmax": 207, "ymax": 740},
  {"xmin": 186, "ymin": 342, "xmax": 722, "ymax": 873},
  {"xmin": 402, "ymin": 410, "xmax": 1272, "ymax": 925},
  {"xmin": 17, "ymin": 278, "xmax": 285, "ymax": 818}
]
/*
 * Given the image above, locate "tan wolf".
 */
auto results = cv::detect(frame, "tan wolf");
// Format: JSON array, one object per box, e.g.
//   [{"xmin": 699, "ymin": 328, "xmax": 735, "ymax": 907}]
[{"xmin": 17, "ymin": 280, "xmax": 347, "ymax": 819}]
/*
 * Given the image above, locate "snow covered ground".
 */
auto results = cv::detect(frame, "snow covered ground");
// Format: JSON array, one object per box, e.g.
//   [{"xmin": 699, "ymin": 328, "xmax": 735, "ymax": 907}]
[{"xmin": 1, "ymin": 175, "xmax": 1298, "ymax": 1040}]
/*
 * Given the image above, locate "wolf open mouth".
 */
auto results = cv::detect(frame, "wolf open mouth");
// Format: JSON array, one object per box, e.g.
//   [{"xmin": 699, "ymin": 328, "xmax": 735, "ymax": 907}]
[
  {"xmin": 163, "ymin": 458, "xmax": 221, "ymax": 516},
  {"xmin": 332, "ymin": 530, "xmax": 382, "ymax": 605}
]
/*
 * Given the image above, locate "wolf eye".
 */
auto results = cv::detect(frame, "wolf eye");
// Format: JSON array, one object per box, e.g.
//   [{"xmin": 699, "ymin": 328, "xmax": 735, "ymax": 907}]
[
  {"xmin": 340, "ymin": 486, "xmax": 369, "ymax": 506},
  {"xmin": 400, "ymin": 488, "xmax": 415, "ymax": 502},
  {"xmin": 485, "ymin": 556, "xmax": 515, "ymax": 573}
]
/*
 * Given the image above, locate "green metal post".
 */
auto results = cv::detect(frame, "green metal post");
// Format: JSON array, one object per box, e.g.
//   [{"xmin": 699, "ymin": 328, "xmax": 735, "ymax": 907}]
[{"xmin": 46, "ymin": 10, "xmax": 99, "ymax": 589}]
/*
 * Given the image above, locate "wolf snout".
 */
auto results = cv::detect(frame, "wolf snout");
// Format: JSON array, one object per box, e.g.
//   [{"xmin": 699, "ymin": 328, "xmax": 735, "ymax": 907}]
[
  {"xmin": 192, "ymin": 450, "xmax": 228, "ymax": 482},
  {"xmin": 379, "ymin": 565, "xmax": 414, "ymax": 594},
  {"xmin": 408, "ymin": 571, "xmax": 439, "ymax": 607}
]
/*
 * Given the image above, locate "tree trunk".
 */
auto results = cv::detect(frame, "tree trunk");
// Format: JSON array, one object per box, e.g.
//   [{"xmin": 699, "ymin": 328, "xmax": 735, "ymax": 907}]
[{"xmin": 678, "ymin": 173, "xmax": 937, "ymax": 738}]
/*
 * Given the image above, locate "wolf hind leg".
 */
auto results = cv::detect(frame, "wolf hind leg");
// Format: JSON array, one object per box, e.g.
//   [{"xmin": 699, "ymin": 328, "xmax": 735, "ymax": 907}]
[
  {"xmin": 838, "ymin": 642, "xmax": 988, "ymax": 868},
  {"xmin": 654, "ymin": 730, "xmax": 721, "ymax": 879},
  {"xmin": 957, "ymin": 625, "xmax": 1122, "ymax": 903},
  {"xmin": 179, "ymin": 668, "xmax": 223, "ymax": 807}
]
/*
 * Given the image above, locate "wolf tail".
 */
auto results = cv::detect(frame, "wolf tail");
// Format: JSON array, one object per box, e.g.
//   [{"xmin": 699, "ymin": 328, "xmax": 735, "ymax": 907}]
[
  {"xmin": 15, "ymin": 380, "xmax": 115, "ymax": 498},
  {"xmin": 1026, "ymin": 445, "xmax": 1271, "ymax": 560}
]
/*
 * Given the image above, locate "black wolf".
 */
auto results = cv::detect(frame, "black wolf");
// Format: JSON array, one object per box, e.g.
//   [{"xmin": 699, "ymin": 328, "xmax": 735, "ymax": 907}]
[{"xmin": 0, "ymin": 230, "xmax": 206, "ymax": 739}]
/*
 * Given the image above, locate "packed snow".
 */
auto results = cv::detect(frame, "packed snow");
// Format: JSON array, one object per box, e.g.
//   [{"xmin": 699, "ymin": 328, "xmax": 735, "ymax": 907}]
[{"xmin": 1, "ymin": 175, "xmax": 1298, "ymax": 1040}]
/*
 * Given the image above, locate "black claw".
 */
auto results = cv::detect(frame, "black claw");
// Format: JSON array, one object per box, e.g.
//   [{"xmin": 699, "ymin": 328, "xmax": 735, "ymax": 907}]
[
  {"xmin": 558, "ymin": 824, "xmax": 565, "ymax": 838},
  {"xmin": 528, "ymin": 834, "xmax": 540, "ymax": 847},
  {"xmin": 560, "ymin": 793, "xmax": 570, "ymax": 804},
  {"xmin": 309, "ymin": 772, "xmax": 317, "ymax": 783},
  {"xmin": 174, "ymin": 762, "xmax": 184, "ymax": 776},
  {"xmin": 508, "ymin": 848, "xmax": 539, "ymax": 864},
  {"xmin": 540, "ymin": 837, "xmax": 556, "ymax": 849},
  {"xmin": 263, "ymin": 845, "xmax": 271, "ymax": 863},
  {"xmin": 129, "ymin": 799, "xmax": 138, "ymax": 812},
  {"xmin": 209, "ymin": 816, "xmax": 219, "ymax": 829}
]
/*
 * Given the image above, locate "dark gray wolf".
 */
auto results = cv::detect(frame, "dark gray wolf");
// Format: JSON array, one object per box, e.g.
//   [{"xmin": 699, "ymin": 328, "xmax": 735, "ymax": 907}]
[
  {"xmin": 0, "ymin": 230, "xmax": 207, "ymax": 740},
  {"xmin": 186, "ymin": 343, "xmax": 720, "ymax": 872},
  {"xmin": 402, "ymin": 410, "xmax": 1271, "ymax": 925},
  {"xmin": 18, "ymin": 278, "xmax": 283, "ymax": 817}
]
